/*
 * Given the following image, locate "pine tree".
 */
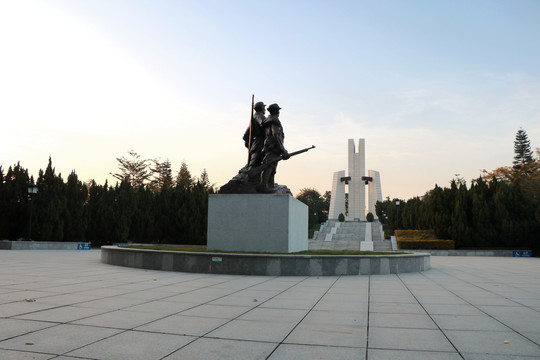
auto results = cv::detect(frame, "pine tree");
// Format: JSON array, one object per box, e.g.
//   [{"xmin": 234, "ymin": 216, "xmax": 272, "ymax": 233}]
[
  {"xmin": 35, "ymin": 158, "xmax": 66, "ymax": 241},
  {"xmin": 513, "ymin": 128, "xmax": 534, "ymax": 169},
  {"xmin": 176, "ymin": 161, "xmax": 193, "ymax": 190},
  {"xmin": 85, "ymin": 180, "xmax": 115, "ymax": 246},
  {"xmin": 63, "ymin": 171, "xmax": 88, "ymax": 241},
  {"xmin": 198, "ymin": 168, "xmax": 210, "ymax": 190},
  {"xmin": 0, "ymin": 167, "xmax": 6, "ymax": 238},
  {"xmin": 111, "ymin": 150, "xmax": 151, "ymax": 188},
  {"xmin": 150, "ymin": 158, "xmax": 173, "ymax": 192},
  {"xmin": 2, "ymin": 163, "xmax": 30, "ymax": 239},
  {"xmin": 450, "ymin": 183, "xmax": 472, "ymax": 248}
]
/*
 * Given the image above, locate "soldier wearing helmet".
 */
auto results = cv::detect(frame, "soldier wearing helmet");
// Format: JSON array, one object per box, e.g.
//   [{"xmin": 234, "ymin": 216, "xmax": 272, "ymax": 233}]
[
  {"xmin": 243, "ymin": 101, "xmax": 266, "ymax": 169},
  {"xmin": 257, "ymin": 103, "xmax": 290, "ymax": 193}
]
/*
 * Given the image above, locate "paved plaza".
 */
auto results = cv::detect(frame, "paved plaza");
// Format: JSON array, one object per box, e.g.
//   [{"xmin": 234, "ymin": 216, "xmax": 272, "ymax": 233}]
[{"xmin": 0, "ymin": 250, "xmax": 539, "ymax": 360}]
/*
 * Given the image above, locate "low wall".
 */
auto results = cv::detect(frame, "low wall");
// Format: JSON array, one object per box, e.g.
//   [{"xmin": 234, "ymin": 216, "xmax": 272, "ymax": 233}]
[
  {"xmin": 101, "ymin": 246, "xmax": 431, "ymax": 276},
  {"xmin": 0, "ymin": 240, "xmax": 91, "ymax": 250},
  {"xmin": 406, "ymin": 249, "xmax": 532, "ymax": 257}
]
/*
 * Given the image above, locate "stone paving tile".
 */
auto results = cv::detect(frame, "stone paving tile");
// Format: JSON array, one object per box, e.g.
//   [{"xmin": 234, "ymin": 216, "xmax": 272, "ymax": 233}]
[
  {"xmin": 369, "ymin": 313, "xmax": 437, "ymax": 329},
  {"xmin": 431, "ymin": 314, "xmax": 510, "ymax": 331},
  {"xmin": 162, "ymin": 337, "xmax": 276, "ymax": 360},
  {"xmin": 207, "ymin": 318, "xmax": 298, "ymax": 342},
  {"xmin": 414, "ymin": 295, "xmax": 468, "ymax": 304},
  {"xmin": 284, "ymin": 321, "xmax": 366, "ymax": 347},
  {"xmin": 31, "ymin": 293, "xmax": 102, "ymax": 306},
  {"xmin": 420, "ymin": 303, "xmax": 485, "ymax": 316},
  {"xmin": 478, "ymin": 305, "xmax": 540, "ymax": 332},
  {"xmin": 367, "ymin": 349, "xmax": 462, "ymax": 360},
  {"xmin": 0, "ymin": 290, "xmax": 60, "ymax": 304},
  {"xmin": 236, "ymin": 307, "xmax": 308, "ymax": 323},
  {"xmin": 72, "ymin": 309, "xmax": 166, "ymax": 329},
  {"xmin": 67, "ymin": 330, "xmax": 195, "ymax": 360},
  {"xmin": 231, "ymin": 289, "xmax": 282, "ymax": 300},
  {"xmin": 14, "ymin": 305, "xmax": 110, "ymax": 323},
  {"xmin": 0, "ymin": 349, "xmax": 55, "ymax": 360},
  {"xmin": 114, "ymin": 289, "xmax": 181, "ymax": 302},
  {"xmin": 444, "ymin": 330, "xmax": 540, "ymax": 357},
  {"xmin": 0, "ymin": 301, "xmax": 61, "ymax": 317},
  {"xmin": 120, "ymin": 299, "xmax": 197, "ymax": 315},
  {"xmin": 136, "ymin": 314, "xmax": 230, "ymax": 336},
  {"xmin": 368, "ymin": 327, "xmax": 456, "ymax": 352},
  {"xmin": 0, "ymin": 319, "xmax": 56, "ymax": 341},
  {"xmin": 257, "ymin": 296, "xmax": 319, "ymax": 310},
  {"xmin": 461, "ymin": 354, "xmax": 540, "ymax": 360},
  {"xmin": 369, "ymin": 301, "xmax": 426, "ymax": 314},
  {"xmin": 179, "ymin": 303, "xmax": 251, "ymax": 319},
  {"xmin": 269, "ymin": 343, "xmax": 365, "ymax": 360},
  {"xmin": 369, "ymin": 294, "xmax": 418, "ymax": 303},
  {"xmin": 68, "ymin": 296, "xmax": 148, "ymax": 310},
  {"xmin": 301, "ymin": 309, "xmax": 368, "ymax": 326},
  {"xmin": 312, "ymin": 298, "xmax": 369, "ymax": 312},
  {"xmin": 0, "ymin": 323, "xmax": 122, "ymax": 355},
  {"xmin": 464, "ymin": 296, "xmax": 521, "ymax": 306},
  {"xmin": 522, "ymin": 331, "xmax": 540, "ymax": 344},
  {"xmin": 208, "ymin": 295, "xmax": 274, "ymax": 307}
]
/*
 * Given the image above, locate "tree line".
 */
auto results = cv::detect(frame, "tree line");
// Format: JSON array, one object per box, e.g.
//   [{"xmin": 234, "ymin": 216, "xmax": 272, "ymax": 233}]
[
  {"xmin": 376, "ymin": 128, "xmax": 540, "ymax": 251},
  {"xmin": 0, "ymin": 153, "xmax": 213, "ymax": 246}
]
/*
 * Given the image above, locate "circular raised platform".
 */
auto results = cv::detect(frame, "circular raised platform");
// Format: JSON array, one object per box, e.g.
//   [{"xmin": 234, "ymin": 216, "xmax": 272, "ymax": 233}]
[{"xmin": 100, "ymin": 246, "xmax": 430, "ymax": 276}]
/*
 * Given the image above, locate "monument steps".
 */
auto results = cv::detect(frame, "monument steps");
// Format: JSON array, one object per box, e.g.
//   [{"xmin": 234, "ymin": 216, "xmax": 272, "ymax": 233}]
[
  {"xmin": 310, "ymin": 220, "xmax": 393, "ymax": 251},
  {"xmin": 373, "ymin": 240, "xmax": 393, "ymax": 251}
]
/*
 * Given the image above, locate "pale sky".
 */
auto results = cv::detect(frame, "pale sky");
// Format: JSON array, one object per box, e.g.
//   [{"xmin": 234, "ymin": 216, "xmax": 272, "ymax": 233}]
[{"xmin": 1, "ymin": 0, "xmax": 539, "ymax": 200}]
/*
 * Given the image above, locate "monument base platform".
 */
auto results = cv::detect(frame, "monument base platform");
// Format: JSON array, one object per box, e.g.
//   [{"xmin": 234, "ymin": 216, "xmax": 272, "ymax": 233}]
[{"xmin": 207, "ymin": 194, "xmax": 308, "ymax": 253}]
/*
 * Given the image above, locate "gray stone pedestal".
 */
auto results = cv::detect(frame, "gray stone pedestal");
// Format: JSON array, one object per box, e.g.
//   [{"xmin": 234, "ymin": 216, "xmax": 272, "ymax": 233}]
[{"xmin": 207, "ymin": 194, "xmax": 308, "ymax": 253}]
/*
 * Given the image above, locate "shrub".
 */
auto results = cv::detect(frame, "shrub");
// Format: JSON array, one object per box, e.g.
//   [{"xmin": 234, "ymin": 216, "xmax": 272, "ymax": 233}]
[
  {"xmin": 366, "ymin": 212, "xmax": 374, "ymax": 222},
  {"xmin": 397, "ymin": 239, "xmax": 455, "ymax": 250},
  {"xmin": 395, "ymin": 229, "xmax": 436, "ymax": 240},
  {"xmin": 338, "ymin": 213, "xmax": 345, "ymax": 222},
  {"xmin": 395, "ymin": 229, "xmax": 454, "ymax": 250}
]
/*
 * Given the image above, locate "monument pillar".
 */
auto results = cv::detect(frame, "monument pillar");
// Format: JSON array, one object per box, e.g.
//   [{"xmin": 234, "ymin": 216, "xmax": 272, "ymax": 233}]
[
  {"xmin": 328, "ymin": 170, "xmax": 346, "ymax": 219},
  {"xmin": 348, "ymin": 139, "xmax": 366, "ymax": 221},
  {"xmin": 368, "ymin": 169, "xmax": 383, "ymax": 219}
]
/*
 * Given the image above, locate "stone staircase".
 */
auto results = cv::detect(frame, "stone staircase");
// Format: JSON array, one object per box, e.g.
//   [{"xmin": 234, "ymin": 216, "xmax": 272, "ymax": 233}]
[
  {"xmin": 310, "ymin": 220, "xmax": 394, "ymax": 251},
  {"xmin": 371, "ymin": 222, "xmax": 393, "ymax": 251}
]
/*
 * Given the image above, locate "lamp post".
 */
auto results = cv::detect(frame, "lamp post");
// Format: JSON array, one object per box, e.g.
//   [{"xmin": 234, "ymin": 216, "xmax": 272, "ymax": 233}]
[
  {"xmin": 27, "ymin": 183, "xmax": 38, "ymax": 241},
  {"xmin": 395, "ymin": 200, "xmax": 400, "ymax": 230}
]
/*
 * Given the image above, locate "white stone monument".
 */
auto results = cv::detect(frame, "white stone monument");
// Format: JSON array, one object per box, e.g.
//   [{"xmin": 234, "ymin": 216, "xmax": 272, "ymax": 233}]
[
  {"xmin": 328, "ymin": 138, "xmax": 383, "ymax": 221},
  {"xmin": 368, "ymin": 170, "xmax": 382, "ymax": 220},
  {"xmin": 328, "ymin": 170, "xmax": 346, "ymax": 219},
  {"xmin": 348, "ymin": 139, "xmax": 366, "ymax": 221}
]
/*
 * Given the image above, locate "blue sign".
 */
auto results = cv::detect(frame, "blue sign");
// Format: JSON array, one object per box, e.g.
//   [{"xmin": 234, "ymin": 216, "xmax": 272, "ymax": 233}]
[
  {"xmin": 77, "ymin": 243, "xmax": 91, "ymax": 250},
  {"xmin": 513, "ymin": 251, "xmax": 532, "ymax": 257}
]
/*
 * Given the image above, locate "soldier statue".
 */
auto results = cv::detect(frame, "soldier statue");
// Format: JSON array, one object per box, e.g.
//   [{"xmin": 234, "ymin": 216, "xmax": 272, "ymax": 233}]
[
  {"xmin": 257, "ymin": 103, "xmax": 290, "ymax": 193},
  {"xmin": 243, "ymin": 101, "xmax": 266, "ymax": 170},
  {"xmin": 218, "ymin": 99, "xmax": 314, "ymax": 195}
]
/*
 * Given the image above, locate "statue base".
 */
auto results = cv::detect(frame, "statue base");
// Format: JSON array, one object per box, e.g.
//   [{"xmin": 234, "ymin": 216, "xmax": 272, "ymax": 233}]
[
  {"xmin": 207, "ymin": 194, "xmax": 308, "ymax": 253},
  {"xmin": 218, "ymin": 166, "xmax": 292, "ymax": 195}
]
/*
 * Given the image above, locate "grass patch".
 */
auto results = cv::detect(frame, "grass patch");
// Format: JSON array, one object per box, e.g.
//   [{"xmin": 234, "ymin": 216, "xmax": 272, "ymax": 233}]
[{"xmin": 120, "ymin": 245, "xmax": 409, "ymax": 256}]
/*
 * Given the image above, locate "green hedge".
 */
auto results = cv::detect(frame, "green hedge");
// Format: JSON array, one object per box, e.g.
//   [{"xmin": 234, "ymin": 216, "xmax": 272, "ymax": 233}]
[
  {"xmin": 395, "ymin": 229, "xmax": 436, "ymax": 240},
  {"xmin": 395, "ymin": 229, "xmax": 454, "ymax": 249},
  {"xmin": 397, "ymin": 239, "xmax": 455, "ymax": 250}
]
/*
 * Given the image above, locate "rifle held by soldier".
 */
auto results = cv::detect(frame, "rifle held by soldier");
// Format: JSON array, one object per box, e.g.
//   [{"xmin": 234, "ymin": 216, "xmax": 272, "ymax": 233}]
[{"xmin": 246, "ymin": 145, "xmax": 315, "ymax": 178}]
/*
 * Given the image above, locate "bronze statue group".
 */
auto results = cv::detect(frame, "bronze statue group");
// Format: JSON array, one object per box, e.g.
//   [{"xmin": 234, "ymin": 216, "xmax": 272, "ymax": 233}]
[
  {"xmin": 243, "ymin": 102, "xmax": 290, "ymax": 193},
  {"xmin": 219, "ymin": 100, "xmax": 313, "ymax": 194}
]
